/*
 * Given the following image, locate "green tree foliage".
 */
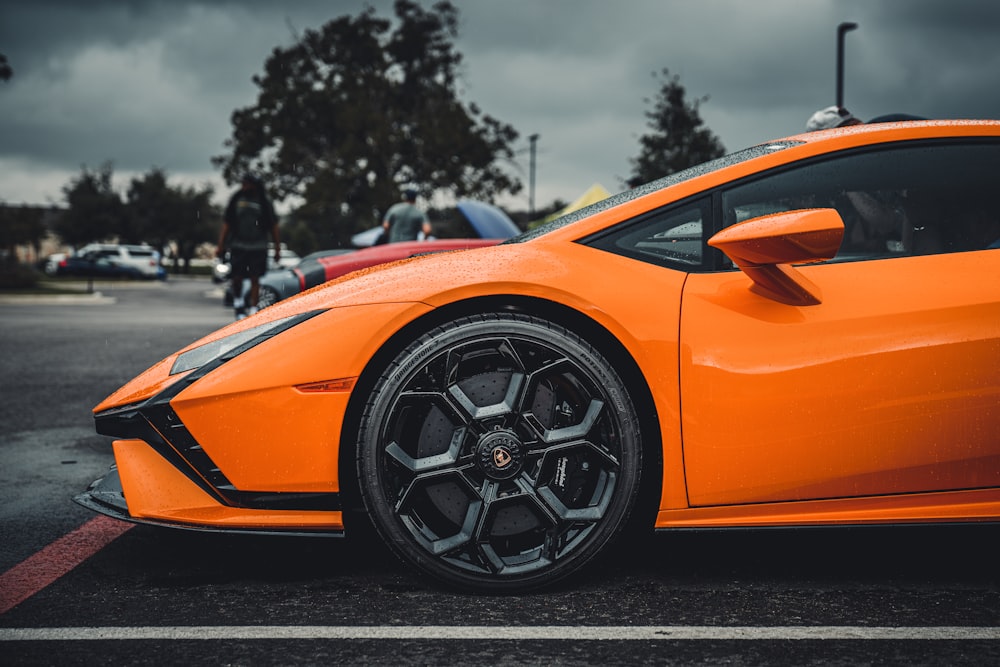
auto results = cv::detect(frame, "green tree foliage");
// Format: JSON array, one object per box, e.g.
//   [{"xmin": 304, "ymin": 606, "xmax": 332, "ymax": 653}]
[
  {"xmin": 0, "ymin": 204, "xmax": 45, "ymax": 264},
  {"xmin": 213, "ymin": 0, "xmax": 521, "ymax": 247},
  {"xmin": 54, "ymin": 164, "xmax": 219, "ymax": 272},
  {"xmin": 125, "ymin": 169, "xmax": 219, "ymax": 273},
  {"xmin": 0, "ymin": 53, "xmax": 12, "ymax": 82},
  {"xmin": 55, "ymin": 162, "xmax": 125, "ymax": 248},
  {"xmin": 629, "ymin": 69, "xmax": 725, "ymax": 185},
  {"xmin": 123, "ymin": 168, "xmax": 175, "ymax": 245},
  {"xmin": 166, "ymin": 186, "xmax": 218, "ymax": 274}
]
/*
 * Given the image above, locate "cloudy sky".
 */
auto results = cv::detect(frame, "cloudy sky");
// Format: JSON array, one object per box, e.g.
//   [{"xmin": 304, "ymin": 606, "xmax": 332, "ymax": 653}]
[{"xmin": 1, "ymin": 0, "xmax": 998, "ymax": 216}]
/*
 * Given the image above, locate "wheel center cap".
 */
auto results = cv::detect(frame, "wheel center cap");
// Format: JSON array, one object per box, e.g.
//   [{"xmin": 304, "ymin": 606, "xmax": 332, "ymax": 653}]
[{"xmin": 476, "ymin": 430, "xmax": 524, "ymax": 480}]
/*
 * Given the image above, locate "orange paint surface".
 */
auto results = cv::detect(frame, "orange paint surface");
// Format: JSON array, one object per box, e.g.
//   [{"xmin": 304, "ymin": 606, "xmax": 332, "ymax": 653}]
[{"xmin": 114, "ymin": 439, "xmax": 342, "ymax": 530}]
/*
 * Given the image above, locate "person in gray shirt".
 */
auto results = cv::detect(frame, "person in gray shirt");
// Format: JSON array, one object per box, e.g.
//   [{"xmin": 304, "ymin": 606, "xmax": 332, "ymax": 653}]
[{"xmin": 382, "ymin": 188, "xmax": 431, "ymax": 242}]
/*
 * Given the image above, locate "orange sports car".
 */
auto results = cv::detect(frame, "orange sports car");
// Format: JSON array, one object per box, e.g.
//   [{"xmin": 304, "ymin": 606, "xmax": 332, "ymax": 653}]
[{"xmin": 77, "ymin": 120, "xmax": 1000, "ymax": 591}]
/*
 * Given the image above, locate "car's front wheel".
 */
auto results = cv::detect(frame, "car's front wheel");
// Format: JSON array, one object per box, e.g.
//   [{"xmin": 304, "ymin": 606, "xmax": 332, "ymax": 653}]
[{"xmin": 356, "ymin": 312, "xmax": 642, "ymax": 591}]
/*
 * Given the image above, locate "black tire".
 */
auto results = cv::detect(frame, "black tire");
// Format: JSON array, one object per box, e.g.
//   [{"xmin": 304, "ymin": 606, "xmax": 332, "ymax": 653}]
[
  {"xmin": 356, "ymin": 312, "xmax": 642, "ymax": 591},
  {"xmin": 257, "ymin": 285, "xmax": 280, "ymax": 309}
]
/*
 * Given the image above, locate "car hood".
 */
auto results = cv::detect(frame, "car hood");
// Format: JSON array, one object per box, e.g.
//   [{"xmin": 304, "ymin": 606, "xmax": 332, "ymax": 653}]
[{"xmin": 92, "ymin": 243, "xmax": 542, "ymax": 411}]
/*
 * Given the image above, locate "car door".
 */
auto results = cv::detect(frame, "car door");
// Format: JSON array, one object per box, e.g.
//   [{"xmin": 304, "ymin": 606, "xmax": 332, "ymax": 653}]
[{"xmin": 679, "ymin": 139, "xmax": 1000, "ymax": 507}]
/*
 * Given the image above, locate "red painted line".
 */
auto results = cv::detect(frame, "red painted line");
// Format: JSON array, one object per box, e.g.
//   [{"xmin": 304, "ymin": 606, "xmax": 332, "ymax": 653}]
[{"xmin": 0, "ymin": 516, "xmax": 133, "ymax": 615}]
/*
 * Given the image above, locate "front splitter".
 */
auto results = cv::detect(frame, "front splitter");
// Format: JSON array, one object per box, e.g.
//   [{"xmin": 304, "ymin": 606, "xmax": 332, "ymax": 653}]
[{"xmin": 74, "ymin": 465, "xmax": 345, "ymax": 538}]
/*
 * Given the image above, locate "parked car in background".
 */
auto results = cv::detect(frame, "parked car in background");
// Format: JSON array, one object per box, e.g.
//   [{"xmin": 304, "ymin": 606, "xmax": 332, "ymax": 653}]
[
  {"xmin": 213, "ymin": 244, "xmax": 300, "ymax": 284},
  {"xmin": 257, "ymin": 239, "xmax": 502, "ymax": 308},
  {"xmin": 63, "ymin": 243, "xmax": 162, "ymax": 279},
  {"xmin": 56, "ymin": 249, "xmax": 146, "ymax": 279},
  {"xmin": 256, "ymin": 200, "xmax": 521, "ymax": 308},
  {"xmin": 43, "ymin": 253, "xmax": 67, "ymax": 276},
  {"xmin": 254, "ymin": 249, "xmax": 354, "ymax": 308},
  {"xmin": 351, "ymin": 199, "xmax": 522, "ymax": 247},
  {"xmin": 215, "ymin": 245, "xmax": 301, "ymax": 306}
]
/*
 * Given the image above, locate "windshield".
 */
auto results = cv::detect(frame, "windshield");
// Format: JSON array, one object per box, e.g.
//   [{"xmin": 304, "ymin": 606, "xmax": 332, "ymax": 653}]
[{"xmin": 508, "ymin": 141, "xmax": 802, "ymax": 243}]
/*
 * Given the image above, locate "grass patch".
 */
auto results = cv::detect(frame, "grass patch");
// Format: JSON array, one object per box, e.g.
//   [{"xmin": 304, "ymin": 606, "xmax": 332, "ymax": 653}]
[{"xmin": 0, "ymin": 282, "xmax": 95, "ymax": 296}]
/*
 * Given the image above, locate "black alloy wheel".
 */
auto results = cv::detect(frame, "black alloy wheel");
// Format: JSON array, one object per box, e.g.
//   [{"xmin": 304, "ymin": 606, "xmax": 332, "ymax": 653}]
[{"xmin": 357, "ymin": 313, "xmax": 642, "ymax": 591}]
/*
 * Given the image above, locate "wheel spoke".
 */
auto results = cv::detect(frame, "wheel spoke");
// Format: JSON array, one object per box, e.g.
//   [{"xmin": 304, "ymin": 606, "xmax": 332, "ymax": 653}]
[
  {"xmin": 524, "ymin": 398, "xmax": 606, "ymax": 447},
  {"xmin": 448, "ymin": 372, "xmax": 525, "ymax": 421}
]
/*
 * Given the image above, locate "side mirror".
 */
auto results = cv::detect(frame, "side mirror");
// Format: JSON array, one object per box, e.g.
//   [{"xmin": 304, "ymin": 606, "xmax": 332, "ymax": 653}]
[{"xmin": 707, "ymin": 208, "xmax": 844, "ymax": 306}]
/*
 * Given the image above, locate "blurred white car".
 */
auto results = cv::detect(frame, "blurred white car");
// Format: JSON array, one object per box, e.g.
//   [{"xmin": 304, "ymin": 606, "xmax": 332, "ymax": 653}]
[
  {"xmin": 44, "ymin": 253, "xmax": 67, "ymax": 275},
  {"xmin": 73, "ymin": 243, "xmax": 162, "ymax": 279}
]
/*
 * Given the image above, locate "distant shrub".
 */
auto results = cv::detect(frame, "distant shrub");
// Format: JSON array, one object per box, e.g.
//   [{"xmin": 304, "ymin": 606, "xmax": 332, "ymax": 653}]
[{"xmin": 0, "ymin": 262, "xmax": 41, "ymax": 289}]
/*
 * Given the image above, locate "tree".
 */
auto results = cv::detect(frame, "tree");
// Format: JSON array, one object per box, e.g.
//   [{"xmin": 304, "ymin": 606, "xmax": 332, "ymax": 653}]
[
  {"xmin": 167, "ymin": 184, "xmax": 218, "ymax": 274},
  {"xmin": 213, "ymin": 0, "xmax": 521, "ymax": 247},
  {"xmin": 629, "ymin": 69, "xmax": 725, "ymax": 185},
  {"xmin": 0, "ymin": 53, "xmax": 12, "ymax": 82},
  {"xmin": 55, "ymin": 162, "xmax": 125, "ymax": 248},
  {"xmin": 125, "ymin": 169, "xmax": 219, "ymax": 273},
  {"xmin": 123, "ymin": 168, "xmax": 175, "ymax": 246},
  {"xmin": 0, "ymin": 205, "xmax": 45, "ymax": 265}
]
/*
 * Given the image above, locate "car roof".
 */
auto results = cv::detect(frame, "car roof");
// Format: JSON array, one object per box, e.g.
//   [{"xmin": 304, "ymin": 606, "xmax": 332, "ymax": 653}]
[{"xmin": 522, "ymin": 120, "xmax": 1000, "ymax": 244}]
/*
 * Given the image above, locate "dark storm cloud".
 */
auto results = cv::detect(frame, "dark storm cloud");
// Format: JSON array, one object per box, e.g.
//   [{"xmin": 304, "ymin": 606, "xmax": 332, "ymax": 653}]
[
  {"xmin": 0, "ymin": 1, "xmax": 386, "ymax": 180},
  {"xmin": 852, "ymin": 0, "xmax": 1000, "ymax": 119},
  {"xmin": 0, "ymin": 0, "xmax": 997, "ymax": 209}
]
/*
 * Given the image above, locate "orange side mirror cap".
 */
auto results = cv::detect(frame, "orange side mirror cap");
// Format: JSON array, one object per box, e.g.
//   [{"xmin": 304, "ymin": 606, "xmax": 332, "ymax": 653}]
[{"xmin": 708, "ymin": 208, "xmax": 844, "ymax": 306}]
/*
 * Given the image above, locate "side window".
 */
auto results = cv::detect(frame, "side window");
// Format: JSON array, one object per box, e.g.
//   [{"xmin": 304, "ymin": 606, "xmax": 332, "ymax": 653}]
[
  {"xmin": 721, "ymin": 142, "xmax": 1000, "ymax": 260},
  {"xmin": 587, "ymin": 198, "xmax": 709, "ymax": 267}
]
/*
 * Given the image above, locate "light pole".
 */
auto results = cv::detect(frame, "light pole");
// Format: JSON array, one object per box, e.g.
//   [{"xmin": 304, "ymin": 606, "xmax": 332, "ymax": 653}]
[
  {"xmin": 528, "ymin": 133, "xmax": 539, "ymax": 218},
  {"xmin": 836, "ymin": 22, "xmax": 858, "ymax": 109}
]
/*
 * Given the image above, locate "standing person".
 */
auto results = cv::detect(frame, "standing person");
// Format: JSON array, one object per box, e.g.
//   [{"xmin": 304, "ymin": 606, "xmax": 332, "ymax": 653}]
[
  {"xmin": 217, "ymin": 174, "xmax": 280, "ymax": 319},
  {"xmin": 382, "ymin": 187, "xmax": 431, "ymax": 243}
]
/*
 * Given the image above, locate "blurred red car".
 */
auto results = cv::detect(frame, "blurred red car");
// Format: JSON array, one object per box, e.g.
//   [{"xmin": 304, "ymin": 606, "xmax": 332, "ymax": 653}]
[
  {"xmin": 258, "ymin": 238, "xmax": 504, "ymax": 308},
  {"xmin": 257, "ymin": 200, "xmax": 520, "ymax": 308}
]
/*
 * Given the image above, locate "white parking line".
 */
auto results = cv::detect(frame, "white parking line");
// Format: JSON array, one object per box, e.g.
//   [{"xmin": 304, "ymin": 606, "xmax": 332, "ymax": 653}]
[{"xmin": 1, "ymin": 626, "xmax": 998, "ymax": 641}]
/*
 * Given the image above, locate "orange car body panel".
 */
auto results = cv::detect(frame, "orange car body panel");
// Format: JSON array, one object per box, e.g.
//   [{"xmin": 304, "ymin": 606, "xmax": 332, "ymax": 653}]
[
  {"xmin": 656, "ymin": 488, "xmax": 1000, "ymax": 528},
  {"xmin": 114, "ymin": 439, "xmax": 343, "ymax": 529},
  {"xmin": 90, "ymin": 120, "xmax": 1000, "ymax": 532},
  {"xmin": 679, "ymin": 250, "xmax": 1000, "ymax": 508}
]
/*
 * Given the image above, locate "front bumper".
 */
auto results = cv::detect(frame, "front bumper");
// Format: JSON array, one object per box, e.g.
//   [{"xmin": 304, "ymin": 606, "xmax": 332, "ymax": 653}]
[
  {"xmin": 76, "ymin": 309, "xmax": 346, "ymax": 536},
  {"xmin": 74, "ymin": 465, "xmax": 130, "ymax": 521},
  {"xmin": 74, "ymin": 460, "xmax": 345, "ymax": 537}
]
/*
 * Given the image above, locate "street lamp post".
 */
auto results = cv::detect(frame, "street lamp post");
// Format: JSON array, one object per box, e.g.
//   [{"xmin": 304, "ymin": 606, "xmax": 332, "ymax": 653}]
[
  {"xmin": 837, "ymin": 22, "xmax": 858, "ymax": 109},
  {"xmin": 528, "ymin": 133, "xmax": 539, "ymax": 218}
]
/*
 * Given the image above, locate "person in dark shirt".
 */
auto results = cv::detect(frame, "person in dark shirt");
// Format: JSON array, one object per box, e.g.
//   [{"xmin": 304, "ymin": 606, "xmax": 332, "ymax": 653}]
[{"xmin": 217, "ymin": 174, "xmax": 280, "ymax": 319}]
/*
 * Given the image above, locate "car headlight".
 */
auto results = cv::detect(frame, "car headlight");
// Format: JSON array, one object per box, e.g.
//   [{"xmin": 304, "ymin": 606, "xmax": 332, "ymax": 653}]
[{"xmin": 170, "ymin": 311, "xmax": 323, "ymax": 375}]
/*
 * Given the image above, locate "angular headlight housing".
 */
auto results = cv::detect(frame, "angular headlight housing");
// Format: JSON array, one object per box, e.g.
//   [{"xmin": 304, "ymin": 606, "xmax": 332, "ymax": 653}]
[{"xmin": 170, "ymin": 311, "xmax": 324, "ymax": 375}]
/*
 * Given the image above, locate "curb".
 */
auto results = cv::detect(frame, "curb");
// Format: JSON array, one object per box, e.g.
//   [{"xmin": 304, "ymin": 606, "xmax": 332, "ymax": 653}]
[{"xmin": 0, "ymin": 291, "xmax": 117, "ymax": 305}]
